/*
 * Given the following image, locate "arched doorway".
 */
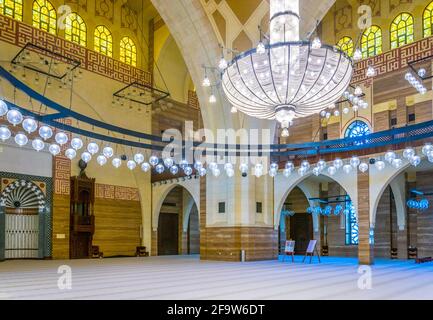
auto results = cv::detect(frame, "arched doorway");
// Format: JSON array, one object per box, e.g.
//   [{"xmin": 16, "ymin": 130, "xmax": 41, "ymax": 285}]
[
  {"xmin": 0, "ymin": 179, "xmax": 47, "ymax": 259},
  {"xmin": 157, "ymin": 186, "xmax": 199, "ymax": 256}
]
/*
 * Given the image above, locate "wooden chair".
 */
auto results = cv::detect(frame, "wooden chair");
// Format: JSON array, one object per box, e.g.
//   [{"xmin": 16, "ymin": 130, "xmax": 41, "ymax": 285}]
[
  {"xmin": 136, "ymin": 246, "xmax": 149, "ymax": 257},
  {"xmin": 92, "ymin": 246, "xmax": 103, "ymax": 259}
]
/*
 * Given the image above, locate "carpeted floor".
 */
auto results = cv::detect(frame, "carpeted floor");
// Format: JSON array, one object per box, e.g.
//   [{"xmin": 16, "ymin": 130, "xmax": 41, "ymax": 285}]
[{"xmin": 0, "ymin": 255, "xmax": 432, "ymax": 300}]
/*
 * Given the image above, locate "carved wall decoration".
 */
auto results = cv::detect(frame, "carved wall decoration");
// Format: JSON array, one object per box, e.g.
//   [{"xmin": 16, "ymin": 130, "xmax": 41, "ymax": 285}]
[
  {"xmin": 334, "ymin": 3, "xmax": 353, "ymax": 35},
  {"xmin": 95, "ymin": 0, "xmax": 114, "ymax": 23},
  {"xmin": 353, "ymin": 36, "xmax": 433, "ymax": 84},
  {"xmin": 0, "ymin": 15, "xmax": 151, "ymax": 85},
  {"xmin": 359, "ymin": 0, "xmax": 381, "ymax": 17},
  {"xmin": 389, "ymin": 0, "xmax": 413, "ymax": 12},
  {"xmin": 66, "ymin": 0, "xmax": 88, "ymax": 11},
  {"xmin": 96, "ymin": 183, "xmax": 140, "ymax": 201},
  {"xmin": 121, "ymin": 4, "xmax": 138, "ymax": 35}
]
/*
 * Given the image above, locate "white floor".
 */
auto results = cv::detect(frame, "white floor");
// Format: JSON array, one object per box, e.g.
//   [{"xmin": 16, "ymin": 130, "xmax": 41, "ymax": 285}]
[{"xmin": 1, "ymin": 255, "xmax": 433, "ymax": 300}]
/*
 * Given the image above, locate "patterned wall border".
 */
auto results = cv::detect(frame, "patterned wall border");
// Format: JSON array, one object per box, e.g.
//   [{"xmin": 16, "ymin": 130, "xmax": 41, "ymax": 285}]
[
  {"xmin": 0, "ymin": 14, "xmax": 152, "ymax": 86},
  {"xmin": 0, "ymin": 171, "xmax": 53, "ymax": 257},
  {"xmin": 96, "ymin": 183, "xmax": 140, "ymax": 202},
  {"xmin": 353, "ymin": 36, "xmax": 433, "ymax": 83}
]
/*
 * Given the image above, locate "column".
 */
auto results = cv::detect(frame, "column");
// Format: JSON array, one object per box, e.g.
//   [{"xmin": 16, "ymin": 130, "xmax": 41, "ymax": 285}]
[{"xmin": 358, "ymin": 171, "xmax": 374, "ymax": 265}]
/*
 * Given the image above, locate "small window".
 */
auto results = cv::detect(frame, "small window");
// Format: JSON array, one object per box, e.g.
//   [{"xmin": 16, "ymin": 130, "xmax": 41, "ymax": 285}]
[
  {"xmin": 218, "ymin": 202, "xmax": 225, "ymax": 214},
  {"xmin": 390, "ymin": 118, "xmax": 397, "ymax": 126},
  {"xmin": 256, "ymin": 202, "xmax": 262, "ymax": 214},
  {"xmin": 408, "ymin": 113, "xmax": 416, "ymax": 122},
  {"xmin": 323, "ymin": 133, "xmax": 328, "ymax": 141}
]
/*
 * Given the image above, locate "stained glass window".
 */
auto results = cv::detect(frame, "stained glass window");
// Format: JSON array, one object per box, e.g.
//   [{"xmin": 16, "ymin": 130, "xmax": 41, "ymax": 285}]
[
  {"xmin": 336, "ymin": 36, "xmax": 354, "ymax": 57},
  {"xmin": 94, "ymin": 26, "xmax": 112, "ymax": 57},
  {"xmin": 32, "ymin": 0, "xmax": 57, "ymax": 35},
  {"xmin": 345, "ymin": 120, "xmax": 371, "ymax": 138},
  {"xmin": 423, "ymin": 2, "xmax": 433, "ymax": 37},
  {"xmin": 65, "ymin": 13, "xmax": 87, "ymax": 47},
  {"xmin": 361, "ymin": 25, "xmax": 382, "ymax": 58},
  {"xmin": 390, "ymin": 13, "xmax": 414, "ymax": 49},
  {"xmin": 120, "ymin": 37, "xmax": 137, "ymax": 67},
  {"xmin": 0, "ymin": 0, "xmax": 23, "ymax": 21}
]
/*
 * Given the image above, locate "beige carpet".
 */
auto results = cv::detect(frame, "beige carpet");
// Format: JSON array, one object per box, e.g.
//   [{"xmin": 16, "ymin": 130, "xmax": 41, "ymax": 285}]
[{"xmin": 0, "ymin": 255, "xmax": 432, "ymax": 300}]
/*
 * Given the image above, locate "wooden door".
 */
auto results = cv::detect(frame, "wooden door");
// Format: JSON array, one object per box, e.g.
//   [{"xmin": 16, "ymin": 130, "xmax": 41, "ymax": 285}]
[
  {"xmin": 71, "ymin": 233, "xmax": 91, "ymax": 259},
  {"xmin": 290, "ymin": 213, "xmax": 313, "ymax": 254},
  {"xmin": 158, "ymin": 213, "xmax": 179, "ymax": 255}
]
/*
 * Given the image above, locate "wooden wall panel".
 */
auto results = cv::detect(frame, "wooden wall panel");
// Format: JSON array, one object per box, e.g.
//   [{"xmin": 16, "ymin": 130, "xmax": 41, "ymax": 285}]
[
  {"xmin": 415, "ymin": 172, "xmax": 433, "ymax": 257},
  {"xmin": 358, "ymin": 172, "xmax": 373, "ymax": 265},
  {"xmin": 52, "ymin": 194, "xmax": 70, "ymax": 259},
  {"xmin": 93, "ymin": 198, "xmax": 142, "ymax": 257},
  {"xmin": 415, "ymin": 101, "xmax": 433, "ymax": 124},
  {"xmin": 374, "ymin": 111, "xmax": 390, "ymax": 132},
  {"xmin": 189, "ymin": 208, "xmax": 200, "ymax": 254},
  {"xmin": 326, "ymin": 123, "xmax": 340, "ymax": 140},
  {"xmin": 203, "ymin": 227, "xmax": 278, "ymax": 261}
]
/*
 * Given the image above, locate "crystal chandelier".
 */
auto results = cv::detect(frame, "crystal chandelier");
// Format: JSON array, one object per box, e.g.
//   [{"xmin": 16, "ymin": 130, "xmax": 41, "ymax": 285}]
[{"xmin": 221, "ymin": 0, "xmax": 353, "ymax": 134}]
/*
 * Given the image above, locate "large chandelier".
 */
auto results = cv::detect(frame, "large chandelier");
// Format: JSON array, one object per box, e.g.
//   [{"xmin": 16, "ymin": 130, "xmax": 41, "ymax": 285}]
[{"xmin": 221, "ymin": 0, "xmax": 353, "ymax": 135}]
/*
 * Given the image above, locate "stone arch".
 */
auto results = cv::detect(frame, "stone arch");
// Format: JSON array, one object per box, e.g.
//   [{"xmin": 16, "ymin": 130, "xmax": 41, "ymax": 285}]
[
  {"xmin": 274, "ymin": 169, "xmax": 358, "ymax": 230},
  {"xmin": 370, "ymin": 159, "xmax": 412, "ymax": 229},
  {"xmin": 152, "ymin": 178, "xmax": 200, "ymax": 231}
]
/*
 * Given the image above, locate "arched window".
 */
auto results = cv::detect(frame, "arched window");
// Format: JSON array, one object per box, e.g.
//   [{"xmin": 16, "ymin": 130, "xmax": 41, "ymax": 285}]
[
  {"xmin": 120, "ymin": 37, "xmax": 137, "ymax": 66},
  {"xmin": 390, "ymin": 13, "xmax": 414, "ymax": 49},
  {"xmin": 32, "ymin": 0, "xmax": 57, "ymax": 35},
  {"xmin": 0, "ymin": 0, "xmax": 23, "ymax": 21},
  {"xmin": 423, "ymin": 1, "xmax": 433, "ymax": 37},
  {"xmin": 361, "ymin": 26, "xmax": 382, "ymax": 58},
  {"xmin": 94, "ymin": 26, "xmax": 112, "ymax": 57},
  {"xmin": 336, "ymin": 36, "xmax": 354, "ymax": 57},
  {"xmin": 65, "ymin": 13, "xmax": 87, "ymax": 47},
  {"xmin": 345, "ymin": 120, "xmax": 371, "ymax": 138}
]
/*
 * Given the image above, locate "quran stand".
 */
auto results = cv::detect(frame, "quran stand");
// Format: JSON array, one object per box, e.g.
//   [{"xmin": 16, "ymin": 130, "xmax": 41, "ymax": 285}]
[
  {"xmin": 302, "ymin": 240, "xmax": 321, "ymax": 264},
  {"xmin": 283, "ymin": 251, "xmax": 295, "ymax": 262}
]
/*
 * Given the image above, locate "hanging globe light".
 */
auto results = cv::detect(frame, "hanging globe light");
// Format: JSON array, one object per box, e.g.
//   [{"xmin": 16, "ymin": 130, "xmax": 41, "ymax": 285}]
[
  {"xmin": 149, "ymin": 156, "xmax": 159, "ymax": 167},
  {"xmin": 97, "ymin": 155, "xmax": 107, "ymax": 166},
  {"xmin": 375, "ymin": 160, "xmax": 386, "ymax": 171},
  {"xmin": 81, "ymin": 152, "xmax": 92, "ymax": 163},
  {"xmin": 22, "ymin": 118, "xmax": 38, "ymax": 134},
  {"xmin": 317, "ymin": 159, "xmax": 327, "ymax": 171},
  {"xmin": 7, "ymin": 109, "xmax": 23, "ymax": 126},
  {"xmin": 170, "ymin": 165, "xmax": 179, "ymax": 175},
  {"xmin": 212, "ymin": 168, "xmax": 221, "ymax": 177},
  {"xmin": 39, "ymin": 126, "xmax": 53, "ymax": 140},
  {"xmin": 71, "ymin": 137, "xmax": 84, "ymax": 151},
  {"xmin": 134, "ymin": 153, "xmax": 145, "ymax": 164},
  {"xmin": 410, "ymin": 155, "xmax": 421, "ymax": 167},
  {"xmin": 283, "ymin": 168, "xmax": 292, "ymax": 178},
  {"xmin": 226, "ymin": 168, "xmax": 235, "ymax": 178},
  {"xmin": 103, "ymin": 146, "xmax": 114, "ymax": 158},
  {"xmin": 333, "ymin": 158, "xmax": 343, "ymax": 169},
  {"xmin": 239, "ymin": 163, "xmax": 249, "ymax": 175},
  {"xmin": 0, "ymin": 126, "xmax": 11, "ymax": 141},
  {"xmin": 163, "ymin": 157, "xmax": 174, "ymax": 168},
  {"xmin": 49, "ymin": 144, "xmax": 61, "ymax": 156},
  {"xmin": 403, "ymin": 147, "xmax": 415, "ymax": 160},
  {"xmin": 155, "ymin": 164, "xmax": 165, "ymax": 174},
  {"xmin": 179, "ymin": 159, "xmax": 189, "ymax": 169},
  {"xmin": 141, "ymin": 162, "xmax": 151, "ymax": 172},
  {"xmin": 298, "ymin": 167, "xmax": 307, "ymax": 176},
  {"xmin": 255, "ymin": 163, "xmax": 264, "ymax": 177},
  {"xmin": 14, "ymin": 132, "xmax": 28, "ymax": 146},
  {"xmin": 327, "ymin": 166, "xmax": 337, "ymax": 176},
  {"xmin": 269, "ymin": 168, "xmax": 277, "ymax": 178},
  {"xmin": 184, "ymin": 166, "xmax": 193, "ymax": 176},
  {"xmin": 87, "ymin": 142, "xmax": 99, "ymax": 155},
  {"xmin": 65, "ymin": 148, "xmax": 77, "ymax": 160},
  {"xmin": 0, "ymin": 99, "xmax": 8, "ymax": 116},
  {"xmin": 127, "ymin": 160, "xmax": 137, "ymax": 171},
  {"xmin": 422, "ymin": 143, "xmax": 433, "ymax": 156},
  {"xmin": 384, "ymin": 151, "xmax": 396, "ymax": 164},
  {"xmin": 112, "ymin": 157, "xmax": 122, "ymax": 168},
  {"xmin": 195, "ymin": 161, "xmax": 204, "ymax": 171},
  {"xmin": 301, "ymin": 160, "xmax": 310, "ymax": 170},
  {"xmin": 359, "ymin": 162, "xmax": 369, "ymax": 173},
  {"xmin": 312, "ymin": 167, "xmax": 321, "ymax": 176},
  {"xmin": 350, "ymin": 156, "xmax": 361, "ymax": 169},
  {"xmin": 343, "ymin": 164, "xmax": 352, "ymax": 174},
  {"xmin": 208, "ymin": 162, "xmax": 218, "ymax": 171},
  {"xmin": 32, "ymin": 138, "xmax": 45, "ymax": 152},
  {"xmin": 55, "ymin": 132, "xmax": 68, "ymax": 145},
  {"xmin": 392, "ymin": 158, "xmax": 403, "ymax": 169},
  {"xmin": 199, "ymin": 167, "xmax": 207, "ymax": 177},
  {"xmin": 285, "ymin": 162, "xmax": 294, "ymax": 172}
]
